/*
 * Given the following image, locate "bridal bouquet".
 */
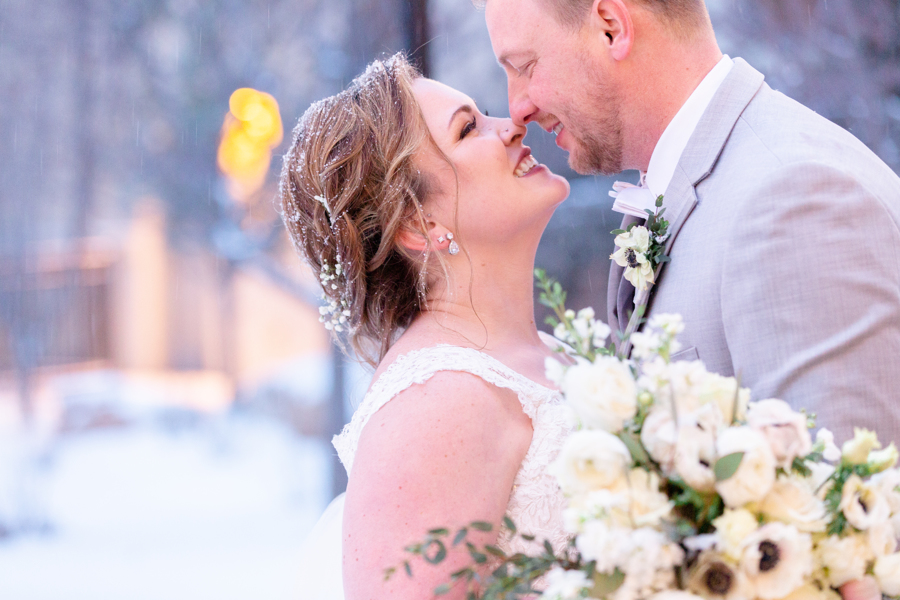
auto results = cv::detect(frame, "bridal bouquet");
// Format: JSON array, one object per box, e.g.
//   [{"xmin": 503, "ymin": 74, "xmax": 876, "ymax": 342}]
[{"xmin": 395, "ymin": 271, "xmax": 900, "ymax": 600}]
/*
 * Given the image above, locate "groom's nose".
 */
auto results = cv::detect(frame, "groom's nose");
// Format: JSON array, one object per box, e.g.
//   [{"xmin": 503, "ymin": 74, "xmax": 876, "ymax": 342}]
[{"xmin": 507, "ymin": 79, "xmax": 538, "ymax": 127}]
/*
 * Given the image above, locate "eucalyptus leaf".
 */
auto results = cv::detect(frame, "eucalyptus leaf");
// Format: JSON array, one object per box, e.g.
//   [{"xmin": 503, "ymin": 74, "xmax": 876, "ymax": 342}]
[
  {"xmin": 434, "ymin": 583, "xmax": 452, "ymax": 595},
  {"xmin": 471, "ymin": 521, "xmax": 493, "ymax": 532},
  {"xmin": 423, "ymin": 539, "xmax": 447, "ymax": 564},
  {"xmin": 503, "ymin": 515, "xmax": 517, "ymax": 534},
  {"xmin": 428, "ymin": 528, "xmax": 449, "ymax": 536},
  {"xmin": 591, "ymin": 569, "xmax": 626, "ymax": 596},
  {"xmin": 453, "ymin": 527, "xmax": 468, "ymax": 546},
  {"xmin": 618, "ymin": 431, "xmax": 650, "ymax": 465},
  {"xmin": 714, "ymin": 451, "xmax": 745, "ymax": 481}
]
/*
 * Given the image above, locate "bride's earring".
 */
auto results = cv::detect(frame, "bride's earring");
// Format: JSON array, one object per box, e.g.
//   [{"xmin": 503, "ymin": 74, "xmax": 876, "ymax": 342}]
[{"xmin": 446, "ymin": 232, "xmax": 459, "ymax": 256}]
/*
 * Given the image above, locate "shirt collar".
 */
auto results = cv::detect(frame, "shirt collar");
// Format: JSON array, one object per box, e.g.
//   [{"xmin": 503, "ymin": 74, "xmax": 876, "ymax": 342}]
[{"xmin": 644, "ymin": 55, "xmax": 734, "ymax": 197}]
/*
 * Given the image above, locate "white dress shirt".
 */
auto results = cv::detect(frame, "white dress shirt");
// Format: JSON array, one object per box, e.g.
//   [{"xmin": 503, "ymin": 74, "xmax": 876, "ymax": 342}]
[{"xmin": 643, "ymin": 55, "xmax": 734, "ymax": 197}]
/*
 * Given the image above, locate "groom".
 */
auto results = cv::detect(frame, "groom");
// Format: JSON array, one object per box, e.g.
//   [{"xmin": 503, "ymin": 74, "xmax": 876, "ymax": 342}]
[{"xmin": 484, "ymin": 0, "xmax": 900, "ymax": 442}]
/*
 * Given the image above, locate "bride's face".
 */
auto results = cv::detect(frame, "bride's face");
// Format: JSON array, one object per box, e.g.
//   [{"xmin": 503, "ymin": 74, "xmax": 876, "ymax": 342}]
[{"xmin": 412, "ymin": 79, "xmax": 569, "ymax": 248}]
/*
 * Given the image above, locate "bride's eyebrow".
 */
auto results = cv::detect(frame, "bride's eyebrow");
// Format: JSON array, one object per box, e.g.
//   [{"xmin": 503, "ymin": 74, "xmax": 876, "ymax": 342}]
[{"xmin": 447, "ymin": 104, "xmax": 474, "ymax": 129}]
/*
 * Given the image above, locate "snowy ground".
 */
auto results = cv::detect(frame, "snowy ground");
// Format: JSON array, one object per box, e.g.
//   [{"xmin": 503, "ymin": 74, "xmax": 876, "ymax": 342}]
[{"xmin": 0, "ymin": 415, "xmax": 332, "ymax": 600}]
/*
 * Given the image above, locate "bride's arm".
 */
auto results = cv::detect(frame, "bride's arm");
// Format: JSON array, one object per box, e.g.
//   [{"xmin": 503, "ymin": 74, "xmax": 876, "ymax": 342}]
[{"xmin": 342, "ymin": 370, "xmax": 533, "ymax": 600}]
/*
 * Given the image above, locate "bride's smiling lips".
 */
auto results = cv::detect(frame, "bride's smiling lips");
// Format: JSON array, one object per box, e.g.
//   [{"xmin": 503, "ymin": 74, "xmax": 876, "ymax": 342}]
[{"xmin": 513, "ymin": 147, "xmax": 543, "ymax": 177}]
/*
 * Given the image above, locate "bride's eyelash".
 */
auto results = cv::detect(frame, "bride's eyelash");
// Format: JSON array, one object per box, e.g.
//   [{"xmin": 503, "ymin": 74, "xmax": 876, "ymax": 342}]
[{"xmin": 460, "ymin": 116, "xmax": 477, "ymax": 140}]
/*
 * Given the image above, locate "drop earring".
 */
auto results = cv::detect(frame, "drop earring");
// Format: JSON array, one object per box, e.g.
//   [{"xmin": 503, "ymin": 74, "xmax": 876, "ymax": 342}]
[{"xmin": 447, "ymin": 232, "xmax": 459, "ymax": 256}]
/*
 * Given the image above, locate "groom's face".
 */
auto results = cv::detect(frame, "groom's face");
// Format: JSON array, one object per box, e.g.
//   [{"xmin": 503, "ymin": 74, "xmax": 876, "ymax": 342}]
[{"xmin": 485, "ymin": 0, "xmax": 625, "ymax": 175}]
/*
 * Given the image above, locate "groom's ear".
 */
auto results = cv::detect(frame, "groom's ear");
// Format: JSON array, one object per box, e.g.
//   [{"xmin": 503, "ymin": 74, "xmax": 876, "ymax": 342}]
[{"xmin": 590, "ymin": 0, "xmax": 634, "ymax": 62}]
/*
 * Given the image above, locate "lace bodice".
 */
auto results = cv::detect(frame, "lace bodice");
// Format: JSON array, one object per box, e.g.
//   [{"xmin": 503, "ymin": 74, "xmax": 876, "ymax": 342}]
[{"xmin": 332, "ymin": 344, "xmax": 572, "ymax": 556}]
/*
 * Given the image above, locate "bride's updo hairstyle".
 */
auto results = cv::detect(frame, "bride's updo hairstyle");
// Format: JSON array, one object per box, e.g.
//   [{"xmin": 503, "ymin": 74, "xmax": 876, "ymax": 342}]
[{"xmin": 279, "ymin": 54, "xmax": 439, "ymax": 366}]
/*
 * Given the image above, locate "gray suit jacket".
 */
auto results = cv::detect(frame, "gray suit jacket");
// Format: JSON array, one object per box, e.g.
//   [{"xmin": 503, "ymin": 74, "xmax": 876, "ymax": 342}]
[{"xmin": 607, "ymin": 58, "xmax": 900, "ymax": 443}]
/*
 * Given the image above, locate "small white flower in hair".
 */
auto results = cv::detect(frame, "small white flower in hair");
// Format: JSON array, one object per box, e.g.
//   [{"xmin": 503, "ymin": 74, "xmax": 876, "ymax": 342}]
[{"xmin": 314, "ymin": 194, "xmax": 331, "ymax": 215}]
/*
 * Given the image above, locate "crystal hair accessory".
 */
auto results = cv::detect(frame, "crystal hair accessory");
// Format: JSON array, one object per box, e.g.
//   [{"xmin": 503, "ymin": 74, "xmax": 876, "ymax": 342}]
[{"xmin": 318, "ymin": 261, "xmax": 350, "ymax": 332}]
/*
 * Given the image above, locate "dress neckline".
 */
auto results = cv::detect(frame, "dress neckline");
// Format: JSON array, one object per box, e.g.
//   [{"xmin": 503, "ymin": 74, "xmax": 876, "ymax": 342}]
[{"xmin": 372, "ymin": 343, "xmax": 561, "ymax": 397}]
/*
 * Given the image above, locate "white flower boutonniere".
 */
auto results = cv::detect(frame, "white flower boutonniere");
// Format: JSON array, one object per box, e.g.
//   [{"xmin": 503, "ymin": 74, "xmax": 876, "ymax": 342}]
[{"xmin": 610, "ymin": 194, "xmax": 670, "ymax": 293}]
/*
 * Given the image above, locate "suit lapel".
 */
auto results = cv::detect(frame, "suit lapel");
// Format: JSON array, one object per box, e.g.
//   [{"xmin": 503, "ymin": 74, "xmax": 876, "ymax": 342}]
[{"xmin": 607, "ymin": 58, "xmax": 766, "ymax": 339}]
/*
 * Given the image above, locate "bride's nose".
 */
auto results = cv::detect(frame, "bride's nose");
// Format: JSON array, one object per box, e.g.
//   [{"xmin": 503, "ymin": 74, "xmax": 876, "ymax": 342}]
[{"xmin": 497, "ymin": 118, "xmax": 525, "ymax": 145}]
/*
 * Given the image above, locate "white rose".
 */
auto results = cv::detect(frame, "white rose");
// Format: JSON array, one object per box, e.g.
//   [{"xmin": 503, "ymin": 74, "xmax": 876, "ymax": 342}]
[
  {"xmin": 561, "ymin": 357, "xmax": 638, "ymax": 433},
  {"xmin": 542, "ymin": 566, "xmax": 592, "ymax": 600},
  {"xmin": 626, "ymin": 468, "xmax": 673, "ymax": 527},
  {"xmin": 757, "ymin": 475, "xmax": 828, "ymax": 533},
  {"xmin": 641, "ymin": 407, "xmax": 678, "ymax": 469},
  {"xmin": 874, "ymin": 553, "xmax": 900, "ymax": 596},
  {"xmin": 712, "ymin": 508, "xmax": 760, "ymax": 561},
  {"xmin": 747, "ymin": 399, "xmax": 813, "ymax": 469},
  {"xmin": 675, "ymin": 421, "xmax": 718, "ymax": 493},
  {"xmin": 549, "ymin": 429, "xmax": 631, "ymax": 496},
  {"xmin": 814, "ymin": 533, "xmax": 873, "ymax": 587},
  {"xmin": 739, "ymin": 522, "xmax": 813, "ymax": 600},
  {"xmin": 715, "ymin": 426, "xmax": 777, "ymax": 508},
  {"xmin": 842, "ymin": 428, "xmax": 881, "ymax": 465},
  {"xmin": 839, "ymin": 474, "xmax": 891, "ymax": 530}
]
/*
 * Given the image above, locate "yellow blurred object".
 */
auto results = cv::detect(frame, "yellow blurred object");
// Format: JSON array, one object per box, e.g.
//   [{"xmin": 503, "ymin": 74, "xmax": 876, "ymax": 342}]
[{"xmin": 217, "ymin": 88, "xmax": 283, "ymax": 203}]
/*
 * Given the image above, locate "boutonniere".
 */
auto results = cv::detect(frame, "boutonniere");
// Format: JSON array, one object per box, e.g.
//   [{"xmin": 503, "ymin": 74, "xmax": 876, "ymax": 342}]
[{"xmin": 610, "ymin": 194, "xmax": 670, "ymax": 292}]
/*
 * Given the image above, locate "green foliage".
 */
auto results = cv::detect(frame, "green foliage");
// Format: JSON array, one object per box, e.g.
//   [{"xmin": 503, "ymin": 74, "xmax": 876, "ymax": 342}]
[{"xmin": 714, "ymin": 452, "xmax": 745, "ymax": 481}]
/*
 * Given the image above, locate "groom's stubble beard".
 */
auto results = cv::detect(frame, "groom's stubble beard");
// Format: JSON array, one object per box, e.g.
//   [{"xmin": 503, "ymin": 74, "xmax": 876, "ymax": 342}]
[{"xmin": 565, "ymin": 67, "xmax": 625, "ymax": 176}]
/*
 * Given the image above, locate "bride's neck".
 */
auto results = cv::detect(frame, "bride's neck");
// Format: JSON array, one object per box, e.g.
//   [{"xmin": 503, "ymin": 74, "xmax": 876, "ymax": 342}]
[{"xmin": 419, "ymin": 247, "xmax": 542, "ymax": 350}]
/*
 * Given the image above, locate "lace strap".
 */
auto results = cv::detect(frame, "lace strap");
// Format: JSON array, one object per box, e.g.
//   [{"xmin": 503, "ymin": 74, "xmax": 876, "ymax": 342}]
[{"xmin": 332, "ymin": 345, "xmax": 553, "ymax": 473}]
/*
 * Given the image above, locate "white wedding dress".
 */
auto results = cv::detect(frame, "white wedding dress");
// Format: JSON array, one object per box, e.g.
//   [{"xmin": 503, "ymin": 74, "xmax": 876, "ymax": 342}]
[{"xmin": 298, "ymin": 343, "xmax": 572, "ymax": 599}]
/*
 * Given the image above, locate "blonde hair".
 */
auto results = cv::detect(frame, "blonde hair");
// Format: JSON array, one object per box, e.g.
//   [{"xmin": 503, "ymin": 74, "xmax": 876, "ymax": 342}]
[{"xmin": 279, "ymin": 54, "xmax": 438, "ymax": 366}]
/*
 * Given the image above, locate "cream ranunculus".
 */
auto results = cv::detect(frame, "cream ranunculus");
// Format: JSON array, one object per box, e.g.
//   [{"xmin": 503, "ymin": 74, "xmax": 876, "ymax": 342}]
[
  {"xmin": 839, "ymin": 474, "xmax": 892, "ymax": 531},
  {"xmin": 739, "ymin": 522, "xmax": 814, "ymax": 600},
  {"xmin": 874, "ymin": 553, "xmax": 900, "ymax": 596},
  {"xmin": 549, "ymin": 429, "xmax": 631, "ymax": 496},
  {"xmin": 626, "ymin": 468, "xmax": 673, "ymax": 527},
  {"xmin": 842, "ymin": 428, "xmax": 881, "ymax": 465},
  {"xmin": 715, "ymin": 426, "xmax": 778, "ymax": 508},
  {"xmin": 871, "ymin": 468, "xmax": 900, "ymax": 534},
  {"xmin": 757, "ymin": 474, "xmax": 828, "ymax": 533},
  {"xmin": 562, "ymin": 356, "xmax": 638, "ymax": 433},
  {"xmin": 713, "ymin": 508, "xmax": 760, "ymax": 561},
  {"xmin": 814, "ymin": 533, "xmax": 874, "ymax": 587},
  {"xmin": 747, "ymin": 399, "xmax": 813, "ymax": 469}
]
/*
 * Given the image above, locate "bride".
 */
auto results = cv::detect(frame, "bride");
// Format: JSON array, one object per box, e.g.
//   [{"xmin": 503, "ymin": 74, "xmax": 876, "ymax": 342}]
[{"xmin": 281, "ymin": 53, "xmax": 572, "ymax": 598}]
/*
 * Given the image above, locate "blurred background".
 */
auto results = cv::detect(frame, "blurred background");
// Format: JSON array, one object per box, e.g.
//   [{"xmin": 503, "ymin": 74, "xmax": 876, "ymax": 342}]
[{"xmin": 0, "ymin": 0, "xmax": 897, "ymax": 597}]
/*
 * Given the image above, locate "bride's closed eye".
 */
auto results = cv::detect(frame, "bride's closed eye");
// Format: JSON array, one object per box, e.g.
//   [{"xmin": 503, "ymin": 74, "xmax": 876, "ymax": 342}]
[{"xmin": 460, "ymin": 116, "xmax": 477, "ymax": 140}]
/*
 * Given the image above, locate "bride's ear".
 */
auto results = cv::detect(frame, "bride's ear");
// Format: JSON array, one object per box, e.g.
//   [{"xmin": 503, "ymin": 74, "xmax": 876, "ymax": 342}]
[{"xmin": 396, "ymin": 217, "xmax": 444, "ymax": 254}]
